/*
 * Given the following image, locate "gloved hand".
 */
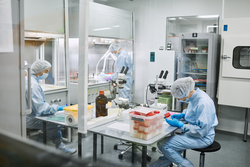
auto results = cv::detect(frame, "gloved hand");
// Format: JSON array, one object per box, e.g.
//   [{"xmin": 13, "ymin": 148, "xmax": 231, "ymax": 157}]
[
  {"xmin": 58, "ymin": 104, "xmax": 68, "ymax": 111},
  {"xmin": 171, "ymin": 113, "xmax": 185, "ymax": 120},
  {"xmin": 165, "ymin": 118, "xmax": 184, "ymax": 128},
  {"xmin": 99, "ymin": 73, "xmax": 107, "ymax": 77},
  {"xmin": 106, "ymin": 76, "xmax": 112, "ymax": 81}
]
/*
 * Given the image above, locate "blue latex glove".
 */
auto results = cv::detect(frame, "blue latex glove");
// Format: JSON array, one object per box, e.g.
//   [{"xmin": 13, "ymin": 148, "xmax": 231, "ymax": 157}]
[
  {"xmin": 58, "ymin": 104, "xmax": 68, "ymax": 111},
  {"xmin": 171, "ymin": 113, "xmax": 185, "ymax": 120},
  {"xmin": 106, "ymin": 76, "xmax": 112, "ymax": 81},
  {"xmin": 99, "ymin": 74, "xmax": 107, "ymax": 77},
  {"xmin": 165, "ymin": 118, "xmax": 184, "ymax": 128}
]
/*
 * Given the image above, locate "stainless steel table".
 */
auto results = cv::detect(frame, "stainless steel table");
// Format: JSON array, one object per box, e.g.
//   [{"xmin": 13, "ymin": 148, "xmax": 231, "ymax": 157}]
[{"xmin": 88, "ymin": 113, "xmax": 177, "ymax": 167}]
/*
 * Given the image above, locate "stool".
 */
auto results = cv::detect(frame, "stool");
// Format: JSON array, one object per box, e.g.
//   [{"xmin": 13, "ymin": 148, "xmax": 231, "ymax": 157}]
[{"xmin": 192, "ymin": 141, "xmax": 221, "ymax": 167}]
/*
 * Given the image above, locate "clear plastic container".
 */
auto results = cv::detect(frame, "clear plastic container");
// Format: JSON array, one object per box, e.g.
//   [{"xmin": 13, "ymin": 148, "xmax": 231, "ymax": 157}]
[{"xmin": 129, "ymin": 107, "xmax": 164, "ymax": 140}]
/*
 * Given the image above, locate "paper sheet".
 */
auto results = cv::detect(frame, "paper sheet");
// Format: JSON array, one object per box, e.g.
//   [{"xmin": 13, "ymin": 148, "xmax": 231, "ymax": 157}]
[
  {"xmin": 107, "ymin": 122, "xmax": 130, "ymax": 132},
  {"xmin": 0, "ymin": 0, "xmax": 13, "ymax": 52}
]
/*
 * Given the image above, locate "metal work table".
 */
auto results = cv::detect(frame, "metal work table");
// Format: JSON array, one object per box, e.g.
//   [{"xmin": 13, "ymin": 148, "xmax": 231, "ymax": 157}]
[
  {"xmin": 35, "ymin": 108, "xmax": 119, "ymax": 158},
  {"xmin": 88, "ymin": 112, "xmax": 177, "ymax": 167},
  {"xmin": 35, "ymin": 115, "xmax": 80, "ymax": 155}
]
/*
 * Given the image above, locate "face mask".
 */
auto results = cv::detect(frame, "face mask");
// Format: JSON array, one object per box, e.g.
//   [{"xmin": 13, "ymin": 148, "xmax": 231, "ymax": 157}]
[
  {"xmin": 112, "ymin": 51, "xmax": 119, "ymax": 57},
  {"xmin": 113, "ymin": 52, "xmax": 119, "ymax": 57},
  {"xmin": 38, "ymin": 73, "xmax": 48, "ymax": 80}
]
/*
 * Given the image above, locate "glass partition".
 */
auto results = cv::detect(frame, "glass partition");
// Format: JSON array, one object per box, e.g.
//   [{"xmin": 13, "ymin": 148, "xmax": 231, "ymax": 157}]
[
  {"xmin": 89, "ymin": 2, "xmax": 133, "ymax": 39},
  {"xmin": 68, "ymin": 37, "xmax": 133, "ymax": 84},
  {"xmin": 25, "ymin": 31, "xmax": 66, "ymax": 91}
]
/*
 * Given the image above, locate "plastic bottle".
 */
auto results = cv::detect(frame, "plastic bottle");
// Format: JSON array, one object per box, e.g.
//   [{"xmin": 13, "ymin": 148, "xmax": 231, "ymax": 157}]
[{"xmin": 96, "ymin": 90, "xmax": 108, "ymax": 117}]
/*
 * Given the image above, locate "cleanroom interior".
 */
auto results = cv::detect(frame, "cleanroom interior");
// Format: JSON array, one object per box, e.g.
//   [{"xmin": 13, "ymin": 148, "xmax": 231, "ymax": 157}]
[{"xmin": 0, "ymin": 0, "xmax": 250, "ymax": 167}]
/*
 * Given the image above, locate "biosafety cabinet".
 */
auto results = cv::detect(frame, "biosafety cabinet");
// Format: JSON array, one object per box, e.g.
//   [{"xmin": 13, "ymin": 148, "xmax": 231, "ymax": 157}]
[{"xmin": 178, "ymin": 33, "xmax": 220, "ymax": 102}]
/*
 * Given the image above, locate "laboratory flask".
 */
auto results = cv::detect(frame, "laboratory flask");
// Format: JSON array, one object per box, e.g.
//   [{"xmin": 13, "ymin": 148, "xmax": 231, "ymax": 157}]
[{"xmin": 96, "ymin": 90, "xmax": 108, "ymax": 117}]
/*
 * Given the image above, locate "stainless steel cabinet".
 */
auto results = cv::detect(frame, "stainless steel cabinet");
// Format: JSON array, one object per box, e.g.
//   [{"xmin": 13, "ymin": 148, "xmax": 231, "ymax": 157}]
[{"xmin": 178, "ymin": 33, "xmax": 220, "ymax": 101}]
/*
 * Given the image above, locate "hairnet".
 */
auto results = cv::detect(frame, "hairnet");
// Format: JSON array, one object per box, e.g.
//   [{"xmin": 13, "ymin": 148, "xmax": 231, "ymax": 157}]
[
  {"xmin": 31, "ymin": 59, "xmax": 51, "ymax": 74},
  {"xmin": 170, "ymin": 77, "xmax": 195, "ymax": 98},
  {"xmin": 109, "ymin": 42, "xmax": 121, "ymax": 51}
]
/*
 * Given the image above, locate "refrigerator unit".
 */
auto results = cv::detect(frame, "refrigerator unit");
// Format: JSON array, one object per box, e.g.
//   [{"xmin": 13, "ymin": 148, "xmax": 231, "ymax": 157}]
[{"xmin": 178, "ymin": 33, "xmax": 221, "ymax": 102}]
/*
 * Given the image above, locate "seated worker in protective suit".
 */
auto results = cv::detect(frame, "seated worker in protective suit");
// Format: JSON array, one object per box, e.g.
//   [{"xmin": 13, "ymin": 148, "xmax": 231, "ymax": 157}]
[
  {"xmin": 105, "ymin": 42, "xmax": 134, "ymax": 104},
  {"xmin": 149, "ymin": 77, "xmax": 218, "ymax": 167},
  {"xmin": 26, "ymin": 59, "xmax": 76, "ymax": 154}
]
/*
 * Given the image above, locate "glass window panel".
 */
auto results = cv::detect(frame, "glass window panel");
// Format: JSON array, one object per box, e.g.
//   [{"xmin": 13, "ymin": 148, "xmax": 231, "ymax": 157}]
[
  {"xmin": 68, "ymin": 37, "xmax": 133, "ymax": 84},
  {"xmin": 233, "ymin": 46, "xmax": 250, "ymax": 69},
  {"xmin": 180, "ymin": 38, "xmax": 208, "ymax": 91}
]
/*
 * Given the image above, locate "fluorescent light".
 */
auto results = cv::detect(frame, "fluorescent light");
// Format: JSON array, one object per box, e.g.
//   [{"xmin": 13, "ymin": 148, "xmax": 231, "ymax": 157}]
[
  {"xmin": 113, "ymin": 25, "xmax": 120, "ymax": 28},
  {"xmin": 25, "ymin": 31, "xmax": 64, "ymax": 38},
  {"xmin": 197, "ymin": 15, "xmax": 218, "ymax": 18},
  {"xmin": 168, "ymin": 18, "xmax": 176, "ymax": 20},
  {"xmin": 93, "ymin": 27, "xmax": 111, "ymax": 31},
  {"xmin": 178, "ymin": 17, "xmax": 188, "ymax": 21}
]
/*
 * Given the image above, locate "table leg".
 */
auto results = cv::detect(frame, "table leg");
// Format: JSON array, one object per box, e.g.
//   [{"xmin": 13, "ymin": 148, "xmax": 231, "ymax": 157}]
[
  {"xmin": 132, "ymin": 143, "xmax": 135, "ymax": 163},
  {"xmin": 43, "ymin": 122, "xmax": 47, "ymax": 144},
  {"xmin": 101, "ymin": 135, "xmax": 104, "ymax": 154},
  {"xmin": 142, "ymin": 146, "xmax": 147, "ymax": 167},
  {"xmin": 67, "ymin": 127, "xmax": 71, "ymax": 143},
  {"xmin": 183, "ymin": 150, "xmax": 186, "ymax": 158},
  {"xmin": 243, "ymin": 108, "xmax": 249, "ymax": 142},
  {"xmin": 78, "ymin": 133, "xmax": 82, "ymax": 158},
  {"xmin": 93, "ymin": 133, "xmax": 97, "ymax": 162}
]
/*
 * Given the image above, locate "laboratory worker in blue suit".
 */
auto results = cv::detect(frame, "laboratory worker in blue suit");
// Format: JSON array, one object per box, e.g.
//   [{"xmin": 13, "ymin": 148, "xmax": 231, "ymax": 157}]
[
  {"xmin": 149, "ymin": 77, "xmax": 218, "ymax": 167},
  {"xmin": 106, "ymin": 42, "xmax": 134, "ymax": 104},
  {"xmin": 26, "ymin": 59, "xmax": 76, "ymax": 154}
]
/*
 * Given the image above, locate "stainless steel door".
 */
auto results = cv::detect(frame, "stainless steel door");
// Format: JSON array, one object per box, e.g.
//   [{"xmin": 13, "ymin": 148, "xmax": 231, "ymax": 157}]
[{"xmin": 0, "ymin": 0, "xmax": 27, "ymax": 136}]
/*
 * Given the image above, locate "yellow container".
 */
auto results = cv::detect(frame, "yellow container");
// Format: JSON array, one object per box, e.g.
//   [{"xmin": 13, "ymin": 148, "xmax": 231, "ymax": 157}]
[{"xmin": 63, "ymin": 104, "xmax": 93, "ymax": 121}]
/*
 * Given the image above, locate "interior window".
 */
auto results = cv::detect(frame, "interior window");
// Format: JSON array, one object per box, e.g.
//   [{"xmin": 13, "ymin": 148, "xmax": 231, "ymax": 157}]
[{"xmin": 233, "ymin": 46, "xmax": 250, "ymax": 69}]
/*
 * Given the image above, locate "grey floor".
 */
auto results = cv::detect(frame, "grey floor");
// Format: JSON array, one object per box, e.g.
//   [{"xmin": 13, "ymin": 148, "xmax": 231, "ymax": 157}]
[{"xmin": 50, "ymin": 129, "xmax": 250, "ymax": 167}]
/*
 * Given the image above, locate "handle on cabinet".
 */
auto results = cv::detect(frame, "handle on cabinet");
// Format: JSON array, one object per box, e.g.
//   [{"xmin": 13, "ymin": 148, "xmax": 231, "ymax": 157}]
[
  {"xmin": 25, "ymin": 66, "xmax": 32, "ymax": 115},
  {"xmin": 221, "ymin": 55, "xmax": 231, "ymax": 59}
]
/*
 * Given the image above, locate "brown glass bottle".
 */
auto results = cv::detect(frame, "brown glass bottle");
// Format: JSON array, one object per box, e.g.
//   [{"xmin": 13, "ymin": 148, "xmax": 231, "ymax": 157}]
[{"xmin": 96, "ymin": 90, "xmax": 108, "ymax": 117}]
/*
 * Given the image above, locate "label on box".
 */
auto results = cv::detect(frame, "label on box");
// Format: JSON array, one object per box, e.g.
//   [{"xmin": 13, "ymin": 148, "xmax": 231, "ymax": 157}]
[{"xmin": 131, "ymin": 117, "xmax": 144, "ymax": 122}]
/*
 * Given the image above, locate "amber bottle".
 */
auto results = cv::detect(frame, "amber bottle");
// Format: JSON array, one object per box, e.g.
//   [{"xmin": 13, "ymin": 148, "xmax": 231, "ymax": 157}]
[{"xmin": 96, "ymin": 90, "xmax": 108, "ymax": 117}]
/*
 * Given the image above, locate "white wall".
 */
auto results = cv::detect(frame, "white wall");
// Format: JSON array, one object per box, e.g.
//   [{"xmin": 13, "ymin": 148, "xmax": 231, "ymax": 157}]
[{"xmin": 99, "ymin": 0, "xmax": 250, "ymax": 135}]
